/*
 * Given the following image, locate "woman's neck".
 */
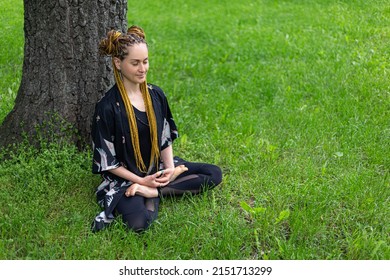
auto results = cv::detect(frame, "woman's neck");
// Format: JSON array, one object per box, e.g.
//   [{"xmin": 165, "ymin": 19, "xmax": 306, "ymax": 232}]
[
  {"xmin": 123, "ymin": 80, "xmax": 141, "ymax": 97},
  {"xmin": 124, "ymin": 82, "xmax": 145, "ymax": 111}
]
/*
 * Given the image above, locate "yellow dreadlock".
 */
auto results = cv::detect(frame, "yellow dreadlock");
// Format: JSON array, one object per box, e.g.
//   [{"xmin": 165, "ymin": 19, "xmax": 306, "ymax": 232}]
[{"xmin": 105, "ymin": 29, "xmax": 160, "ymax": 173}]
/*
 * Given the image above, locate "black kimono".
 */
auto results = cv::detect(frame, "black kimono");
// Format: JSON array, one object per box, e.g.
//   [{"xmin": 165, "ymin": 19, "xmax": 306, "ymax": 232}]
[{"xmin": 91, "ymin": 83, "xmax": 178, "ymax": 217}]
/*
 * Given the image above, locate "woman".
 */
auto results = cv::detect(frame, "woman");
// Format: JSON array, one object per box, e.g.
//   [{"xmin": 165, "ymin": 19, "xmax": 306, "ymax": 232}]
[{"xmin": 91, "ymin": 26, "xmax": 222, "ymax": 233}]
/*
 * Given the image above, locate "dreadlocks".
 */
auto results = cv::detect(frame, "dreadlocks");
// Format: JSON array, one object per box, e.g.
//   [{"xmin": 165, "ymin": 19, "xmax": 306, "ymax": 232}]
[{"xmin": 99, "ymin": 26, "xmax": 159, "ymax": 173}]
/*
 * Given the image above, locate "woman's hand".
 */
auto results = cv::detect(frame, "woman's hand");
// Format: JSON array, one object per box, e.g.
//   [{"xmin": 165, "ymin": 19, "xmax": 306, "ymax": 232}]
[
  {"xmin": 156, "ymin": 165, "xmax": 189, "ymax": 184},
  {"xmin": 155, "ymin": 168, "xmax": 175, "ymax": 185},
  {"xmin": 138, "ymin": 164, "xmax": 189, "ymax": 188},
  {"xmin": 140, "ymin": 170, "xmax": 172, "ymax": 188}
]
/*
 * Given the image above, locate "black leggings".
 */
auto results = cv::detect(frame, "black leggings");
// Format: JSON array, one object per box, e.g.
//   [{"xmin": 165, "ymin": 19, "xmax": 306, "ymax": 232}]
[{"xmin": 115, "ymin": 159, "xmax": 222, "ymax": 232}]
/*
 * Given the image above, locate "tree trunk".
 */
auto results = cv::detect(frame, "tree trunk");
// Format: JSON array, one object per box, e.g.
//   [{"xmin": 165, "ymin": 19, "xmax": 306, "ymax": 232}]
[{"xmin": 0, "ymin": 0, "xmax": 128, "ymax": 149}]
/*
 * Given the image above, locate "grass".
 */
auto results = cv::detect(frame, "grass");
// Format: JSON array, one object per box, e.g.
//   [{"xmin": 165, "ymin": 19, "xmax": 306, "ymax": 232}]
[
  {"xmin": 0, "ymin": 0, "xmax": 23, "ymax": 120},
  {"xmin": 0, "ymin": 0, "xmax": 389, "ymax": 260}
]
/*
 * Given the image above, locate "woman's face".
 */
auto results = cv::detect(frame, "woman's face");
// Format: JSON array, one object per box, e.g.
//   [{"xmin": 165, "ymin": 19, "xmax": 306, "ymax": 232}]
[{"xmin": 114, "ymin": 43, "xmax": 149, "ymax": 86}]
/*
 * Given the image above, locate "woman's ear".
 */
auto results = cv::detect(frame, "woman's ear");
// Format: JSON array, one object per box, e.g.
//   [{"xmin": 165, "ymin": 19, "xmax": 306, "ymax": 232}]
[{"xmin": 113, "ymin": 57, "xmax": 121, "ymax": 71}]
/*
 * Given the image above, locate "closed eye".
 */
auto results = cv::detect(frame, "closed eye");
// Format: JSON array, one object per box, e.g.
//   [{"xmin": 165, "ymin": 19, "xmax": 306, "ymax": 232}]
[{"xmin": 130, "ymin": 58, "xmax": 148, "ymax": 66}]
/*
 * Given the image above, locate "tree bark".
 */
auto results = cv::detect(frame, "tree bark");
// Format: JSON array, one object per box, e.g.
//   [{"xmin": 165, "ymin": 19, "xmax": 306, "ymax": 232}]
[{"xmin": 0, "ymin": 0, "xmax": 128, "ymax": 149}]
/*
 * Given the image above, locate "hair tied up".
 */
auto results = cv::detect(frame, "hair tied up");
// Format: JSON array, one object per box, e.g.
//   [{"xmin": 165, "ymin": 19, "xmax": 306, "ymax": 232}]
[
  {"xmin": 98, "ymin": 30, "xmax": 122, "ymax": 56},
  {"xmin": 127, "ymin": 25, "xmax": 146, "ymax": 40},
  {"xmin": 99, "ymin": 26, "xmax": 147, "ymax": 59}
]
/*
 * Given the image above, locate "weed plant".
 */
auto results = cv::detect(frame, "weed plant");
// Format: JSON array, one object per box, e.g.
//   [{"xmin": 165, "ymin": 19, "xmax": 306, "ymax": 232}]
[{"xmin": 0, "ymin": 0, "xmax": 389, "ymax": 259}]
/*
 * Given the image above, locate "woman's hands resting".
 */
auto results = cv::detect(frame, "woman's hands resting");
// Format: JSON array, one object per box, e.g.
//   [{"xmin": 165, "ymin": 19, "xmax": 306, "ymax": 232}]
[
  {"xmin": 139, "ymin": 163, "xmax": 189, "ymax": 188},
  {"xmin": 125, "ymin": 165, "xmax": 188, "ymax": 198},
  {"xmin": 140, "ymin": 168, "xmax": 174, "ymax": 188}
]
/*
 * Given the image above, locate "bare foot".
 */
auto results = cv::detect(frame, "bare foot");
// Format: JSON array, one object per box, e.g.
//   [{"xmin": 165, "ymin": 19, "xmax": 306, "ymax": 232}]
[
  {"xmin": 170, "ymin": 164, "xmax": 188, "ymax": 182},
  {"xmin": 125, "ymin": 183, "xmax": 158, "ymax": 198}
]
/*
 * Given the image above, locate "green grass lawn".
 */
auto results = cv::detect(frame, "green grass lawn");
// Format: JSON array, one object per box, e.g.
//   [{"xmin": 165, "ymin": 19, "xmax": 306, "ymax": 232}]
[{"xmin": 0, "ymin": 0, "xmax": 389, "ymax": 259}]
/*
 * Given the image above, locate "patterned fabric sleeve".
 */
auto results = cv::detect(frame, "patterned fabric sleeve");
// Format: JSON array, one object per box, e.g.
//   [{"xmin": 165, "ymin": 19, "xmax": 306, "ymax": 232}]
[
  {"xmin": 160, "ymin": 93, "xmax": 179, "ymax": 151},
  {"xmin": 91, "ymin": 102, "xmax": 120, "ymax": 174}
]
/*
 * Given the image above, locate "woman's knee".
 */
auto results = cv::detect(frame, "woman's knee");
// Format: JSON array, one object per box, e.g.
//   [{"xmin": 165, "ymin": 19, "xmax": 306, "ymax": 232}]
[{"xmin": 209, "ymin": 164, "xmax": 223, "ymax": 186}]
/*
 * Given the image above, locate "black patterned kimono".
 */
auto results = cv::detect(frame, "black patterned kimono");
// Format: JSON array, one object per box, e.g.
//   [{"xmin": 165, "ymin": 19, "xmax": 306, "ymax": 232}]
[{"xmin": 91, "ymin": 83, "xmax": 178, "ymax": 218}]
